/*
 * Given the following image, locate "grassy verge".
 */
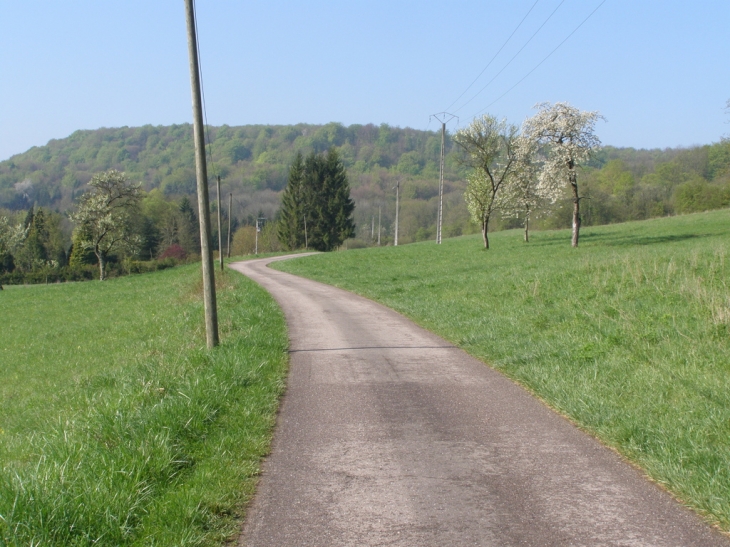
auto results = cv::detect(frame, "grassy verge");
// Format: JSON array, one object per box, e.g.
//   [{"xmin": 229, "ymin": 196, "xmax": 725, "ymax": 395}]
[
  {"xmin": 274, "ymin": 209, "xmax": 730, "ymax": 531},
  {"xmin": 0, "ymin": 263, "xmax": 288, "ymax": 546}
]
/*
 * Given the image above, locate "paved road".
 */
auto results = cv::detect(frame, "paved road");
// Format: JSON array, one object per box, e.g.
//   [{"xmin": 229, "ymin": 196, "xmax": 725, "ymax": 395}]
[{"xmin": 231, "ymin": 255, "xmax": 729, "ymax": 547}]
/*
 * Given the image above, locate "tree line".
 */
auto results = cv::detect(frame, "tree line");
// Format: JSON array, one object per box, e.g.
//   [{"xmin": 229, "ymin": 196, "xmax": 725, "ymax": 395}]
[
  {"xmin": 3, "ymin": 122, "xmax": 729, "ymax": 249},
  {"xmin": 2, "ymin": 119, "xmax": 730, "ymax": 283},
  {"xmin": 0, "ymin": 123, "xmax": 463, "ymax": 211},
  {"xmin": 0, "ymin": 177, "xmax": 218, "ymax": 284},
  {"xmin": 0, "ymin": 149, "xmax": 357, "ymax": 284}
]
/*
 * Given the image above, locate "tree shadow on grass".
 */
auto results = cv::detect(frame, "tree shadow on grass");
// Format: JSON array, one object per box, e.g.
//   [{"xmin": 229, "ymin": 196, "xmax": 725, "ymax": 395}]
[
  {"xmin": 525, "ymin": 229, "xmax": 721, "ymax": 249},
  {"xmin": 580, "ymin": 232, "xmax": 709, "ymax": 247}
]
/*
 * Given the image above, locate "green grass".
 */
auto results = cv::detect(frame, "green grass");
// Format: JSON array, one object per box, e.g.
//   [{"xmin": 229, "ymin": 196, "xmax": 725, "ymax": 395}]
[
  {"xmin": 0, "ymin": 264, "xmax": 288, "ymax": 546},
  {"xmin": 274, "ymin": 209, "xmax": 730, "ymax": 531}
]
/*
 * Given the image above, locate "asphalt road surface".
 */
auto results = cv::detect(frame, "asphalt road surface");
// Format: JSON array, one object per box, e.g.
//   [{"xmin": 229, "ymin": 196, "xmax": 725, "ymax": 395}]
[{"xmin": 231, "ymin": 255, "xmax": 729, "ymax": 547}]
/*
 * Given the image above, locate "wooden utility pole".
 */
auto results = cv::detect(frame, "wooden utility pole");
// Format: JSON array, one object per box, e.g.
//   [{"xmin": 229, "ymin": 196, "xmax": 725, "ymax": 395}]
[
  {"xmin": 227, "ymin": 193, "xmax": 232, "ymax": 258},
  {"xmin": 255, "ymin": 217, "xmax": 265, "ymax": 255},
  {"xmin": 378, "ymin": 205, "xmax": 381, "ymax": 246},
  {"xmin": 394, "ymin": 179, "xmax": 400, "ymax": 246},
  {"xmin": 430, "ymin": 112, "xmax": 457, "ymax": 244},
  {"xmin": 185, "ymin": 0, "xmax": 218, "ymax": 348},
  {"xmin": 216, "ymin": 175, "xmax": 223, "ymax": 271}
]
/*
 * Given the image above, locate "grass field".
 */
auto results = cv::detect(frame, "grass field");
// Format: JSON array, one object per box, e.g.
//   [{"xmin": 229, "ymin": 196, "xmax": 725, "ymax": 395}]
[
  {"xmin": 275, "ymin": 209, "xmax": 730, "ymax": 531},
  {"xmin": 0, "ymin": 263, "xmax": 288, "ymax": 546}
]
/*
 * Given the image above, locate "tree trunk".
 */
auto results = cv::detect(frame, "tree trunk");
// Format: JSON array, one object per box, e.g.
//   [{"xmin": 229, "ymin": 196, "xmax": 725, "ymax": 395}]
[
  {"xmin": 524, "ymin": 211, "xmax": 529, "ymax": 243},
  {"xmin": 482, "ymin": 215, "xmax": 490, "ymax": 249},
  {"xmin": 570, "ymin": 168, "xmax": 580, "ymax": 248},
  {"xmin": 97, "ymin": 251, "xmax": 106, "ymax": 281}
]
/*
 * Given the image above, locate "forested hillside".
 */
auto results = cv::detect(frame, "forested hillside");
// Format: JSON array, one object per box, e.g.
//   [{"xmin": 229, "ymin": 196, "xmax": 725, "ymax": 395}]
[
  {"xmin": 583, "ymin": 143, "xmax": 730, "ymax": 225},
  {"xmin": 0, "ymin": 123, "xmax": 472, "ymax": 246},
  {"xmin": 1, "ymin": 122, "xmax": 730, "ymax": 252}
]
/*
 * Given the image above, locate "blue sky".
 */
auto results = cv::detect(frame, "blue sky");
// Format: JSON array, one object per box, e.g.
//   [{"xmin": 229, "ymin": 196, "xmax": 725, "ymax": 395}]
[{"xmin": 1, "ymin": 0, "xmax": 728, "ymax": 161}]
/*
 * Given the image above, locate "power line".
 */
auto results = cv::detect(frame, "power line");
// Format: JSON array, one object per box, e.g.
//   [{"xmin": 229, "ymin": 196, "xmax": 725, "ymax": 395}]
[
  {"xmin": 453, "ymin": 0, "xmax": 565, "ymax": 114},
  {"xmin": 192, "ymin": 0, "xmax": 225, "ymax": 274},
  {"xmin": 444, "ymin": 0, "xmax": 541, "ymax": 112},
  {"xmin": 192, "ymin": 0, "xmax": 218, "ymax": 179},
  {"xmin": 468, "ymin": 0, "xmax": 607, "ymax": 120}
]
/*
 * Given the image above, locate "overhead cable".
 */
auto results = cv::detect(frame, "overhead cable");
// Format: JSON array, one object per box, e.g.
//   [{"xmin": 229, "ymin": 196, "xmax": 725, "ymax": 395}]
[
  {"xmin": 453, "ymin": 0, "xmax": 566, "ymax": 114},
  {"xmin": 444, "ymin": 0, "xmax": 541, "ymax": 112},
  {"xmin": 192, "ymin": 0, "xmax": 219, "ymax": 178},
  {"xmin": 468, "ymin": 0, "xmax": 607, "ymax": 120}
]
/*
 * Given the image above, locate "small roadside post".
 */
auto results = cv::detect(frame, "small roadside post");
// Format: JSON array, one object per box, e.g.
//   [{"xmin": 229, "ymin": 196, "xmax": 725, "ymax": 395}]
[
  {"xmin": 394, "ymin": 179, "xmax": 400, "ymax": 246},
  {"xmin": 255, "ymin": 216, "xmax": 265, "ymax": 255}
]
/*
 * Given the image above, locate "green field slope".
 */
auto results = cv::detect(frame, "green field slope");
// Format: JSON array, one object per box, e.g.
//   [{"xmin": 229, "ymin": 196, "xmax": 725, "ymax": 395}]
[
  {"xmin": 0, "ymin": 265, "xmax": 288, "ymax": 546},
  {"xmin": 275, "ymin": 209, "xmax": 730, "ymax": 531}
]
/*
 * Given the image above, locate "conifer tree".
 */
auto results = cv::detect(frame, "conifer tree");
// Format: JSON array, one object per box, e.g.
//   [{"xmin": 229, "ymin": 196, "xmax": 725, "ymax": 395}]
[
  {"xmin": 319, "ymin": 148, "xmax": 355, "ymax": 251},
  {"xmin": 278, "ymin": 149, "xmax": 355, "ymax": 252},
  {"xmin": 15, "ymin": 207, "xmax": 49, "ymax": 270},
  {"xmin": 139, "ymin": 217, "xmax": 161, "ymax": 260},
  {"xmin": 68, "ymin": 226, "xmax": 97, "ymax": 267},
  {"xmin": 278, "ymin": 152, "xmax": 305, "ymax": 250},
  {"xmin": 177, "ymin": 196, "xmax": 200, "ymax": 255}
]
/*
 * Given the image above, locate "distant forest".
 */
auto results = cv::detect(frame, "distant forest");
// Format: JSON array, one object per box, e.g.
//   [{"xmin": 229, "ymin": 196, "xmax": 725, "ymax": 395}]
[{"xmin": 2, "ymin": 122, "xmax": 730, "ymax": 249}]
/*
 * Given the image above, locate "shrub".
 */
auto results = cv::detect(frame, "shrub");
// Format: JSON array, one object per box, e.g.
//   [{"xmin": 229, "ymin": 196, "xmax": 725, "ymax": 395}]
[
  {"xmin": 158, "ymin": 244, "xmax": 187, "ymax": 261},
  {"xmin": 125, "ymin": 258, "xmax": 179, "ymax": 275}
]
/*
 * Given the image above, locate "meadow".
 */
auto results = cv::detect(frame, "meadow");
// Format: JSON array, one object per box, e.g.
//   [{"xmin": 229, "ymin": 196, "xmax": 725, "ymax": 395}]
[
  {"xmin": 275, "ymin": 209, "xmax": 730, "ymax": 531},
  {"xmin": 0, "ymin": 264, "xmax": 288, "ymax": 546}
]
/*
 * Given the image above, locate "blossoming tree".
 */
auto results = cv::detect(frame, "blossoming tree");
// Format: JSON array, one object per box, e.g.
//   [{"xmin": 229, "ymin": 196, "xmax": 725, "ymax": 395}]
[
  {"xmin": 70, "ymin": 170, "xmax": 141, "ymax": 280},
  {"xmin": 499, "ymin": 136, "xmax": 545, "ymax": 243},
  {"xmin": 454, "ymin": 115, "xmax": 520, "ymax": 249},
  {"xmin": 523, "ymin": 102, "xmax": 603, "ymax": 247}
]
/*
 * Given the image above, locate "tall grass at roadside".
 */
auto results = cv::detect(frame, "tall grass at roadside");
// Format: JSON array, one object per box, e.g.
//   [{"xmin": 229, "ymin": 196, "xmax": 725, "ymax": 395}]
[
  {"xmin": 275, "ymin": 209, "xmax": 730, "ymax": 530},
  {"xmin": 0, "ymin": 264, "xmax": 287, "ymax": 546}
]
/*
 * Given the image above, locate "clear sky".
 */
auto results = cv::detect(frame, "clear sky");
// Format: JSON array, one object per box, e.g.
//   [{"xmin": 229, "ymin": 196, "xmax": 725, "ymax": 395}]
[{"xmin": 1, "ymin": 0, "xmax": 728, "ymax": 161}]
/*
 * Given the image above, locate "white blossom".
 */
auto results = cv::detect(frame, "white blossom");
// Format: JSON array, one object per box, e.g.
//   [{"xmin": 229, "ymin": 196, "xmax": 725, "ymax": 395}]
[
  {"xmin": 70, "ymin": 170, "xmax": 141, "ymax": 280},
  {"xmin": 522, "ymin": 102, "xmax": 603, "ymax": 246},
  {"xmin": 0, "ymin": 216, "xmax": 28, "ymax": 256},
  {"xmin": 500, "ymin": 136, "xmax": 542, "ymax": 216},
  {"xmin": 454, "ymin": 115, "xmax": 519, "ymax": 249}
]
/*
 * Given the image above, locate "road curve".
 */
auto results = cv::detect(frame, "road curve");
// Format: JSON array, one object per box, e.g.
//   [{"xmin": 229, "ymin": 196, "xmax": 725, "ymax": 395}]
[{"xmin": 231, "ymin": 255, "xmax": 729, "ymax": 547}]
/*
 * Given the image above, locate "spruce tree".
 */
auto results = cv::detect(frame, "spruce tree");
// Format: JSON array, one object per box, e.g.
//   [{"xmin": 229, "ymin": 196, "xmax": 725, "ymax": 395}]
[
  {"xmin": 303, "ymin": 149, "xmax": 355, "ymax": 252},
  {"xmin": 278, "ymin": 152, "xmax": 305, "ymax": 250},
  {"xmin": 319, "ymin": 148, "xmax": 355, "ymax": 251},
  {"xmin": 16, "ymin": 207, "xmax": 49, "ymax": 271},
  {"xmin": 139, "ymin": 217, "xmax": 161, "ymax": 260},
  {"xmin": 177, "ymin": 196, "xmax": 200, "ymax": 255},
  {"xmin": 302, "ymin": 152, "xmax": 325, "ymax": 250},
  {"xmin": 277, "ymin": 148, "xmax": 355, "ymax": 252},
  {"xmin": 68, "ymin": 227, "xmax": 97, "ymax": 267}
]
